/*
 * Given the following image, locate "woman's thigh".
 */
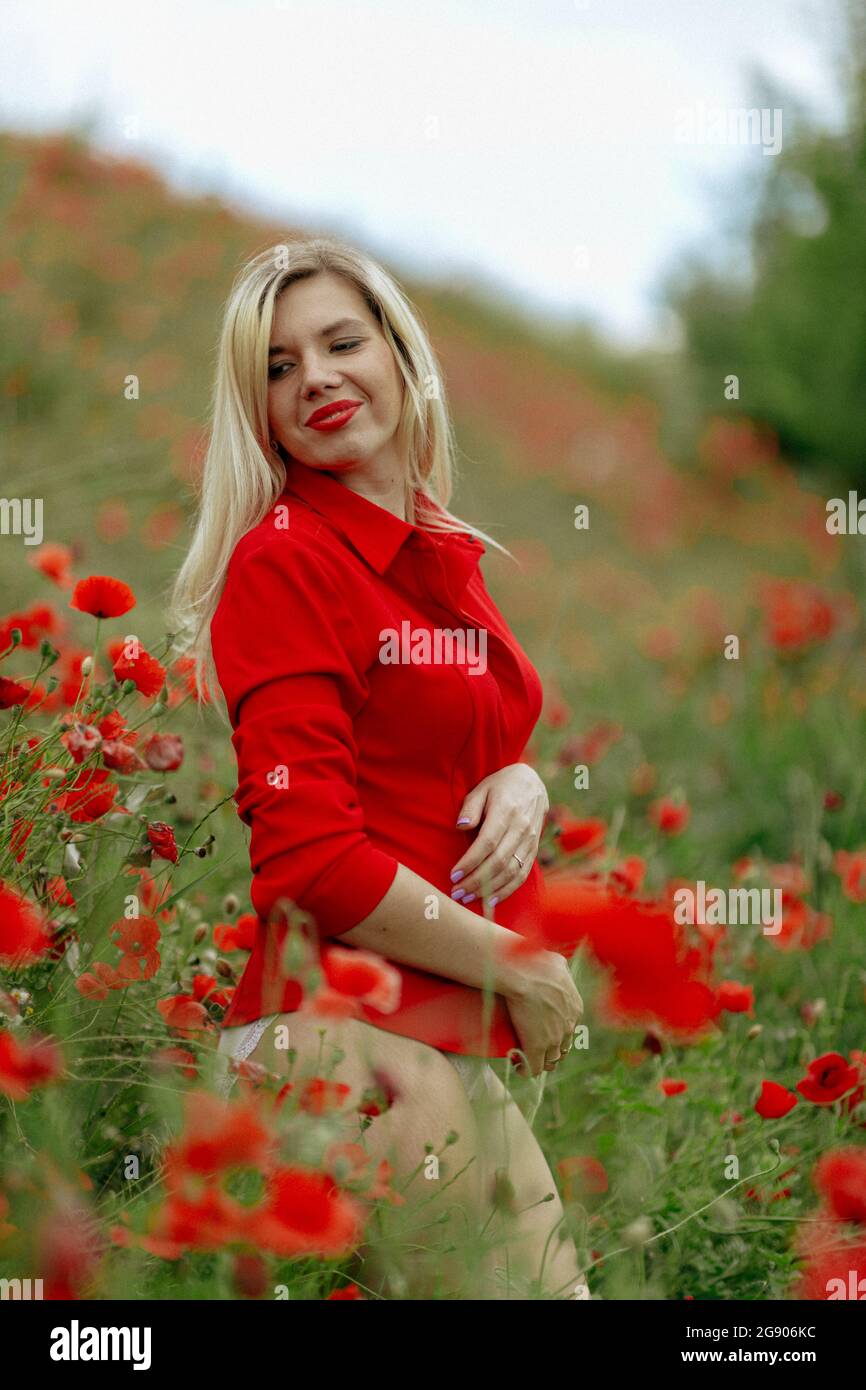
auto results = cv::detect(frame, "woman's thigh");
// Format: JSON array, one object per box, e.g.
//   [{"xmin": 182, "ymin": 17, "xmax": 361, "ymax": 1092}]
[
  {"xmin": 472, "ymin": 1068, "xmax": 586, "ymax": 1299},
  {"xmin": 226, "ymin": 1012, "xmax": 496, "ymax": 1294}
]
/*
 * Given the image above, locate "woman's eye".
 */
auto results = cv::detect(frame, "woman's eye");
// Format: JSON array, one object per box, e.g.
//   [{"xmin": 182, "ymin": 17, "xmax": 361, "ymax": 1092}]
[{"xmin": 268, "ymin": 341, "xmax": 362, "ymax": 380}]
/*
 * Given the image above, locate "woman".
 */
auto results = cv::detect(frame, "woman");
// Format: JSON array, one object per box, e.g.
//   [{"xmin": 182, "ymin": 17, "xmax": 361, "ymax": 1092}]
[{"xmin": 172, "ymin": 237, "xmax": 587, "ymax": 1300}]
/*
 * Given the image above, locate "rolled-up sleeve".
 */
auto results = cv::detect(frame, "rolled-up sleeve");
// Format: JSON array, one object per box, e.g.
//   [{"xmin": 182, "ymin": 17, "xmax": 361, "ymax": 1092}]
[{"xmin": 211, "ymin": 535, "xmax": 400, "ymax": 935}]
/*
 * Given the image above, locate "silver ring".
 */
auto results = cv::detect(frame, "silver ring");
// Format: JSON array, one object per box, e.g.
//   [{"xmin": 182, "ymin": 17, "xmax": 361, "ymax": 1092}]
[{"xmin": 512, "ymin": 853, "xmax": 524, "ymax": 868}]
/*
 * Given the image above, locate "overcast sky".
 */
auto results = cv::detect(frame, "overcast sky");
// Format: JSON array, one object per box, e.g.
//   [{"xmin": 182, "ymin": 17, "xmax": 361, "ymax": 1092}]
[{"xmin": 0, "ymin": 0, "xmax": 848, "ymax": 348}]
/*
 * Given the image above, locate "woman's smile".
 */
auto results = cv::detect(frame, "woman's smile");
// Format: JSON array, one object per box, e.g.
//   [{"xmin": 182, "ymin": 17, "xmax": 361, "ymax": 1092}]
[{"xmin": 305, "ymin": 399, "xmax": 364, "ymax": 431}]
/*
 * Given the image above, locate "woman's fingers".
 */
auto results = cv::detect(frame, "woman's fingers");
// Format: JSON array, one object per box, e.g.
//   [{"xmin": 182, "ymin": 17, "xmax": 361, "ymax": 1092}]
[{"xmin": 452, "ymin": 832, "xmax": 535, "ymax": 902}]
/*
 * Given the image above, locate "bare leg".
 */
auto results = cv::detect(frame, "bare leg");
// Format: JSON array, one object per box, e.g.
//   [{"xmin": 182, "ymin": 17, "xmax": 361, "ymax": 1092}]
[
  {"xmin": 470, "ymin": 1069, "xmax": 588, "ymax": 1300},
  {"xmin": 231, "ymin": 1013, "xmax": 493, "ymax": 1297},
  {"xmin": 226, "ymin": 1016, "xmax": 587, "ymax": 1299}
]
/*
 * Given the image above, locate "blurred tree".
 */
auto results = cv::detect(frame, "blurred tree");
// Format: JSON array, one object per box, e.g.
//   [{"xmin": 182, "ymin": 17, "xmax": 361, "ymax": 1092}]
[{"xmin": 662, "ymin": 0, "xmax": 866, "ymax": 486}]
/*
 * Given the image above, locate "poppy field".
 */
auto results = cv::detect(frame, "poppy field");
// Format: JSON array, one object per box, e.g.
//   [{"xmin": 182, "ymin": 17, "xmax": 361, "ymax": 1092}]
[{"xmin": 1, "ymin": 130, "xmax": 865, "ymax": 1301}]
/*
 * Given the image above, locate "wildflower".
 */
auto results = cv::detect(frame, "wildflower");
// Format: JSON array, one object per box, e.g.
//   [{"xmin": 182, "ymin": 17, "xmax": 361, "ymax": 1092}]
[
  {"xmin": 0, "ymin": 1029, "xmax": 64, "ymax": 1100},
  {"xmin": 812, "ymin": 1149, "xmax": 866, "ymax": 1223},
  {"xmin": 112, "ymin": 646, "xmax": 166, "ymax": 698},
  {"xmin": 0, "ymin": 880, "xmax": 53, "ymax": 965},
  {"xmin": 143, "ymin": 732, "xmax": 184, "ymax": 771},
  {"xmin": 648, "ymin": 796, "xmax": 690, "ymax": 834},
  {"xmin": 797, "ymin": 1052, "xmax": 860, "ymax": 1106},
  {"xmin": 70, "ymin": 575, "xmax": 136, "ymax": 620},
  {"xmin": 0, "ymin": 677, "xmax": 29, "ymax": 709},
  {"xmin": 755, "ymin": 1080, "xmax": 799, "ymax": 1119},
  {"xmin": 147, "ymin": 821, "xmax": 178, "ymax": 863}
]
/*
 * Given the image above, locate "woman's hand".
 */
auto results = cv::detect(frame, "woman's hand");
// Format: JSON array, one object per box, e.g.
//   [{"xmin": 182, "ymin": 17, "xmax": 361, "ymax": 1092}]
[
  {"xmin": 502, "ymin": 951, "xmax": 583, "ymax": 1078},
  {"xmin": 450, "ymin": 762, "xmax": 549, "ymax": 906}
]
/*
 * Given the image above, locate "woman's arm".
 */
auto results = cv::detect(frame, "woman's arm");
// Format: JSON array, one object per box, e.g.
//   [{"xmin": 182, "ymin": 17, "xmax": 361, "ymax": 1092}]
[
  {"xmin": 338, "ymin": 861, "xmax": 527, "ymax": 997},
  {"xmin": 339, "ymin": 862, "xmax": 582, "ymax": 1074}
]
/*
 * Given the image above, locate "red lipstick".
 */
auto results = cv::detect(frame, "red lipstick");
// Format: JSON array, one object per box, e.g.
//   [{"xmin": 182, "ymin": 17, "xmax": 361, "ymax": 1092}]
[{"xmin": 305, "ymin": 400, "xmax": 363, "ymax": 432}]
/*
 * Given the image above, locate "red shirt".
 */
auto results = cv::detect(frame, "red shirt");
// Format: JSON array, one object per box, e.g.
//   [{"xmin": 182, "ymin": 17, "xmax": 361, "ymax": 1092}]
[{"xmin": 211, "ymin": 459, "xmax": 545, "ymax": 1056}]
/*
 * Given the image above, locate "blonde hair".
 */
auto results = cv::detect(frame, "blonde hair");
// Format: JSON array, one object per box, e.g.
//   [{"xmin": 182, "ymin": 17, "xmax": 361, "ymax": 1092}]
[{"xmin": 171, "ymin": 234, "xmax": 511, "ymax": 697}]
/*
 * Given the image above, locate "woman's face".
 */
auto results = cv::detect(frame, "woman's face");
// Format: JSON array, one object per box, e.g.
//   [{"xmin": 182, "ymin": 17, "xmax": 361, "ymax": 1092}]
[{"xmin": 266, "ymin": 271, "xmax": 405, "ymax": 478}]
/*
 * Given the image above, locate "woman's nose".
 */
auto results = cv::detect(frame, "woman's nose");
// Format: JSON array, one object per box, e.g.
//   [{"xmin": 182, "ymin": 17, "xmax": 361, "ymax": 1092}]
[{"xmin": 300, "ymin": 360, "xmax": 343, "ymax": 396}]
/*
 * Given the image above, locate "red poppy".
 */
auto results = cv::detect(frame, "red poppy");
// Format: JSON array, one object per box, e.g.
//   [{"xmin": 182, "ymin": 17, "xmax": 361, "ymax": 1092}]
[
  {"xmin": 659, "ymin": 1078, "xmax": 688, "ymax": 1096},
  {"xmin": 562, "ymin": 720, "xmax": 624, "ymax": 767},
  {"xmin": 61, "ymin": 721, "xmax": 102, "ymax": 763},
  {"xmin": 0, "ymin": 879, "xmax": 53, "ymax": 965},
  {"xmin": 109, "ymin": 916, "xmax": 161, "ymax": 957},
  {"xmin": 125, "ymin": 865, "xmax": 174, "ymax": 919},
  {"xmin": 648, "ymin": 797, "xmax": 691, "ymax": 835},
  {"xmin": 101, "ymin": 739, "xmax": 146, "ymax": 773},
  {"xmin": 29, "ymin": 542, "xmax": 73, "ymax": 588},
  {"xmin": 539, "ymin": 875, "xmax": 720, "ymax": 1040},
  {"xmin": 716, "ymin": 981, "xmax": 754, "ymax": 1014},
  {"xmin": 147, "ymin": 821, "xmax": 178, "ymax": 863},
  {"xmin": 76, "ymin": 962, "xmax": 122, "ymax": 999},
  {"xmin": 45, "ymin": 877, "xmax": 75, "ymax": 908},
  {"xmin": 813, "ymin": 1148, "xmax": 866, "ymax": 1223},
  {"xmin": 755, "ymin": 1080, "xmax": 799, "ymax": 1119},
  {"xmin": 150, "ymin": 1047, "xmax": 198, "ymax": 1081},
  {"xmin": 166, "ymin": 1091, "xmax": 275, "ymax": 1177},
  {"xmin": 556, "ymin": 815, "xmax": 607, "ymax": 855},
  {"xmin": 53, "ymin": 767, "xmax": 119, "ymax": 822},
  {"xmin": 0, "ymin": 603, "xmax": 60, "ymax": 651},
  {"xmin": 791, "ymin": 1224, "xmax": 866, "ymax": 1300},
  {"xmin": 298, "ymin": 1077, "xmax": 353, "ymax": 1116},
  {"xmin": 759, "ymin": 577, "xmax": 836, "ymax": 653},
  {"xmin": 112, "ymin": 1186, "xmax": 248, "ymax": 1260},
  {"xmin": 609, "ymin": 855, "xmax": 646, "ymax": 894},
  {"xmin": 143, "ymin": 732, "xmax": 184, "ymax": 771},
  {"xmin": 321, "ymin": 945, "xmax": 401, "ymax": 1014},
  {"xmin": 34, "ymin": 1195, "xmax": 103, "ymax": 1300},
  {"xmin": 0, "ymin": 1029, "xmax": 64, "ymax": 1100},
  {"xmin": 833, "ymin": 850, "xmax": 866, "ymax": 903},
  {"xmin": 557, "ymin": 1155, "xmax": 609, "ymax": 1201},
  {"xmin": 0, "ymin": 676, "xmax": 30, "ymax": 709},
  {"xmin": 70, "ymin": 575, "xmax": 136, "ymax": 620},
  {"xmin": 327, "ymin": 1283, "xmax": 364, "ymax": 1300},
  {"xmin": 768, "ymin": 892, "xmax": 832, "ymax": 953},
  {"xmin": 113, "ymin": 646, "xmax": 166, "ymax": 698},
  {"xmin": 242, "ymin": 1165, "xmax": 364, "ymax": 1257},
  {"xmin": 156, "ymin": 996, "xmax": 209, "ymax": 1034},
  {"xmin": 115, "ymin": 950, "xmax": 161, "ymax": 983},
  {"xmin": 214, "ymin": 914, "xmax": 258, "ymax": 953},
  {"xmin": 542, "ymin": 695, "xmax": 570, "ymax": 729},
  {"xmin": 797, "ymin": 1053, "xmax": 860, "ymax": 1105}
]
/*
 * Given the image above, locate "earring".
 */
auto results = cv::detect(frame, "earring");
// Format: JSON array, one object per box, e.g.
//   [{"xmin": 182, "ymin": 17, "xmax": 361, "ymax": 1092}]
[{"xmin": 269, "ymin": 438, "xmax": 279, "ymax": 451}]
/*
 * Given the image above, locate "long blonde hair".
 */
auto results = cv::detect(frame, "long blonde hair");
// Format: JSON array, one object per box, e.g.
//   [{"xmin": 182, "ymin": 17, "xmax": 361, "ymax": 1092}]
[{"xmin": 171, "ymin": 235, "xmax": 511, "ymax": 697}]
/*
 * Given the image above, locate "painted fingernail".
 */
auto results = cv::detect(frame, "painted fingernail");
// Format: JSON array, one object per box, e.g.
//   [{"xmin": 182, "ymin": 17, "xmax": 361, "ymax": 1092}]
[
  {"xmin": 451, "ymin": 888, "xmax": 466, "ymax": 900},
  {"xmin": 489, "ymin": 896, "xmax": 499, "ymax": 907},
  {"xmin": 463, "ymin": 893, "xmax": 476, "ymax": 904},
  {"xmin": 456, "ymin": 817, "xmax": 471, "ymax": 826},
  {"xmin": 450, "ymin": 869, "xmax": 464, "ymax": 882}
]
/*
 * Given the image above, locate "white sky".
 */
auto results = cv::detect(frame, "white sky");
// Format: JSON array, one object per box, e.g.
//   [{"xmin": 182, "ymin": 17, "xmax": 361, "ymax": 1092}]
[{"xmin": 0, "ymin": 0, "xmax": 848, "ymax": 348}]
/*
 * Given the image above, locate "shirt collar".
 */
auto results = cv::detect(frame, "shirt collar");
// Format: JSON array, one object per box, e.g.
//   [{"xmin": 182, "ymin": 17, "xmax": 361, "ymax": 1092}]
[{"xmin": 280, "ymin": 459, "xmax": 482, "ymax": 575}]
